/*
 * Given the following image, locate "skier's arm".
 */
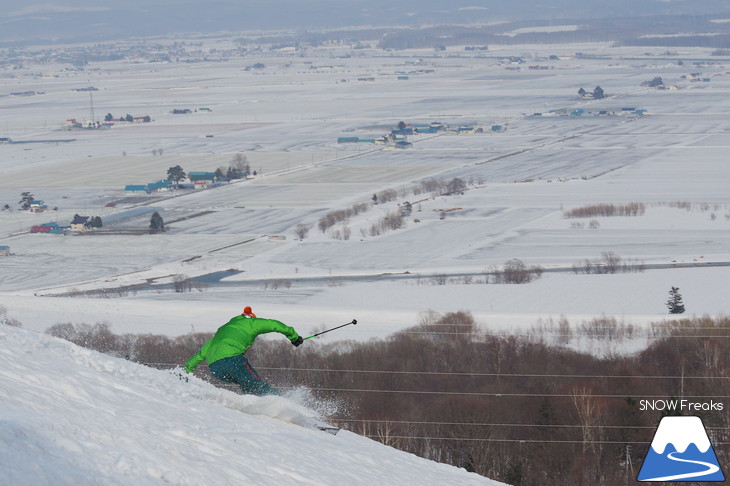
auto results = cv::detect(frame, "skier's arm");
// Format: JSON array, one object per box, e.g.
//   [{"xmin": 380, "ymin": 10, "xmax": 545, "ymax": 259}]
[
  {"xmin": 255, "ymin": 318, "xmax": 300, "ymax": 342},
  {"xmin": 184, "ymin": 340, "xmax": 211, "ymax": 373},
  {"xmin": 184, "ymin": 352, "xmax": 204, "ymax": 373}
]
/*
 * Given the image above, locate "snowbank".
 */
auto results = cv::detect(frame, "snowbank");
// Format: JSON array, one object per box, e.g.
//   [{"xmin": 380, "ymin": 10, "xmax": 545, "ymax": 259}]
[{"xmin": 0, "ymin": 325, "xmax": 505, "ymax": 486}]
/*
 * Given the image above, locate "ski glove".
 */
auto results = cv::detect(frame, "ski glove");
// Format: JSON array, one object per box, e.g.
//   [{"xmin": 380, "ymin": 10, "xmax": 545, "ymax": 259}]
[{"xmin": 291, "ymin": 336, "xmax": 304, "ymax": 347}]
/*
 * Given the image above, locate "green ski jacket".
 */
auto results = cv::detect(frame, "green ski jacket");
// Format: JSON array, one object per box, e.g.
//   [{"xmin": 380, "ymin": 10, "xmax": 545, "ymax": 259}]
[{"xmin": 185, "ymin": 315, "xmax": 299, "ymax": 373}]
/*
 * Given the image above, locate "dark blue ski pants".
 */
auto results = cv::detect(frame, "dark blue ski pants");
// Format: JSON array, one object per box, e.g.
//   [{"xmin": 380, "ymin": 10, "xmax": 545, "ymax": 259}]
[{"xmin": 209, "ymin": 355, "xmax": 280, "ymax": 396}]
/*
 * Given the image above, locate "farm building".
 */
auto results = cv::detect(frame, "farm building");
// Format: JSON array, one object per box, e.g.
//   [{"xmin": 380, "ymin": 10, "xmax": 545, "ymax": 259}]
[
  {"xmin": 30, "ymin": 222, "xmax": 64, "ymax": 234},
  {"xmin": 29, "ymin": 200, "xmax": 47, "ymax": 213},
  {"xmin": 124, "ymin": 179, "xmax": 170, "ymax": 193},
  {"xmin": 188, "ymin": 172, "xmax": 216, "ymax": 182},
  {"xmin": 0, "ymin": 245, "xmax": 9, "ymax": 256},
  {"xmin": 70, "ymin": 215, "xmax": 90, "ymax": 231},
  {"xmin": 125, "ymin": 185, "xmax": 151, "ymax": 194},
  {"xmin": 414, "ymin": 126, "xmax": 438, "ymax": 134},
  {"xmin": 146, "ymin": 180, "xmax": 170, "ymax": 191}
]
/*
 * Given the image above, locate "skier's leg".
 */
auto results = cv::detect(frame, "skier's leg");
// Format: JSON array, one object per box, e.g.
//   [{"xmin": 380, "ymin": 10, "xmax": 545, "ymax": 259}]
[
  {"xmin": 229, "ymin": 355, "xmax": 280, "ymax": 396},
  {"xmin": 209, "ymin": 356, "xmax": 238, "ymax": 384}
]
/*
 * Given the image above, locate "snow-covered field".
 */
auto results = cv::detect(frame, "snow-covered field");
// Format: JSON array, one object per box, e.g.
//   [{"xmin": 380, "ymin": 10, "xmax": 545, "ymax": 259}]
[
  {"xmin": 1, "ymin": 35, "xmax": 730, "ymax": 485},
  {"xmin": 1, "ymin": 41, "xmax": 729, "ymax": 341}
]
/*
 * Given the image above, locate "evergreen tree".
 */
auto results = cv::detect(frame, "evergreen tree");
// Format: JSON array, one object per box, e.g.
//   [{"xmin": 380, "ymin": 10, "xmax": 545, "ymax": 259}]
[
  {"xmin": 166, "ymin": 165, "xmax": 186, "ymax": 188},
  {"xmin": 149, "ymin": 211, "xmax": 165, "ymax": 232},
  {"xmin": 19, "ymin": 192, "xmax": 34, "ymax": 210},
  {"xmin": 666, "ymin": 286, "xmax": 685, "ymax": 314}
]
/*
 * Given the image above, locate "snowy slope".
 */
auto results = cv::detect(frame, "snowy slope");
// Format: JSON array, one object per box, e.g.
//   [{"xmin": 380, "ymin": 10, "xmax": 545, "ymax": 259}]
[{"xmin": 0, "ymin": 325, "xmax": 506, "ymax": 486}]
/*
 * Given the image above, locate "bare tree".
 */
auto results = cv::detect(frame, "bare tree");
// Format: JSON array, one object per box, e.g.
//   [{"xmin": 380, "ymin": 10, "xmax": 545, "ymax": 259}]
[
  {"xmin": 601, "ymin": 251, "xmax": 621, "ymax": 274},
  {"xmin": 295, "ymin": 224, "xmax": 310, "ymax": 240},
  {"xmin": 231, "ymin": 153, "xmax": 250, "ymax": 175},
  {"xmin": 173, "ymin": 274, "xmax": 192, "ymax": 293}
]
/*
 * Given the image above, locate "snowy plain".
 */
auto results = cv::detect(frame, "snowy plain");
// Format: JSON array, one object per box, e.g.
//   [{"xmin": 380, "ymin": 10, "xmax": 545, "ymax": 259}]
[
  {"xmin": 1, "ymin": 41, "xmax": 729, "ymax": 340},
  {"xmin": 1, "ymin": 36, "xmax": 730, "ymax": 484}
]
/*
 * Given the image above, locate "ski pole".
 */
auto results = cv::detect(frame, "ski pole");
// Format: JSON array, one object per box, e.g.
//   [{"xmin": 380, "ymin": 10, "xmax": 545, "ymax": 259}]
[{"xmin": 304, "ymin": 319, "xmax": 357, "ymax": 340}]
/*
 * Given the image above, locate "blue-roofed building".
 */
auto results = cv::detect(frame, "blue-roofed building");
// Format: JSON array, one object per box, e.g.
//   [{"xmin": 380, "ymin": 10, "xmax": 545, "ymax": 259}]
[
  {"xmin": 188, "ymin": 172, "xmax": 216, "ymax": 182},
  {"xmin": 125, "ymin": 185, "xmax": 151, "ymax": 194},
  {"xmin": 29, "ymin": 200, "xmax": 48, "ymax": 213},
  {"xmin": 0, "ymin": 245, "xmax": 9, "ymax": 256},
  {"xmin": 146, "ymin": 179, "xmax": 171, "ymax": 191}
]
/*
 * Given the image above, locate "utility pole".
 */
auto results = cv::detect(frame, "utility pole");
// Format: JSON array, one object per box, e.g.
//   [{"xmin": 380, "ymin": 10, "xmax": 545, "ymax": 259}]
[{"xmin": 89, "ymin": 92, "xmax": 95, "ymax": 124}]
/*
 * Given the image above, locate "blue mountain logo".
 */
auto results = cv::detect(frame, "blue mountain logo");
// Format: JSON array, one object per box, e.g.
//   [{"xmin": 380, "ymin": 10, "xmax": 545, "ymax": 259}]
[{"xmin": 638, "ymin": 416, "xmax": 725, "ymax": 482}]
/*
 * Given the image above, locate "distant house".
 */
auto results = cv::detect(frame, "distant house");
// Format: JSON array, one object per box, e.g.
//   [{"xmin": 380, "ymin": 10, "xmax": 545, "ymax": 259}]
[
  {"xmin": 414, "ymin": 126, "xmax": 438, "ymax": 134},
  {"xmin": 146, "ymin": 179, "xmax": 171, "ymax": 191},
  {"xmin": 70, "ymin": 215, "xmax": 90, "ymax": 231},
  {"xmin": 29, "ymin": 200, "xmax": 47, "ymax": 213},
  {"xmin": 30, "ymin": 222, "xmax": 63, "ymax": 234},
  {"xmin": 125, "ymin": 185, "xmax": 151, "ymax": 194},
  {"xmin": 124, "ymin": 179, "xmax": 170, "ymax": 194},
  {"xmin": 0, "ymin": 245, "xmax": 9, "ymax": 256},
  {"xmin": 194, "ymin": 181, "xmax": 209, "ymax": 189},
  {"xmin": 394, "ymin": 141, "xmax": 412, "ymax": 149}
]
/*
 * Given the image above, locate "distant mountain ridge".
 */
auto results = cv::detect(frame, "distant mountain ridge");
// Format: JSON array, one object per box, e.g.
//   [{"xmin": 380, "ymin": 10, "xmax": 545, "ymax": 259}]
[{"xmin": 0, "ymin": 0, "xmax": 729, "ymax": 43}]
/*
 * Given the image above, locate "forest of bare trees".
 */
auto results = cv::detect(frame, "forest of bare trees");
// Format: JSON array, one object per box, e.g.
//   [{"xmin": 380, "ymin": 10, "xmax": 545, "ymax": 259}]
[{"xmin": 45, "ymin": 313, "xmax": 729, "ymax": 485}]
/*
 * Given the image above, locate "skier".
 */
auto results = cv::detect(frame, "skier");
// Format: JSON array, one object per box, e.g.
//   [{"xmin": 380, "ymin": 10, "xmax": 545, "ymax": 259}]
[{"xmin": 184, "ymin": 306, "xmax": 303, "ymax": 396}]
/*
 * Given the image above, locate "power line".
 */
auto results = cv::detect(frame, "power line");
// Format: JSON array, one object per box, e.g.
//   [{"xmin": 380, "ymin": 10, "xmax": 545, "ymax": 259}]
[
  {"xmin": 335, "ymin": 419, "xmax": 652, "ymax": 429},
  {"xmin": 357, "ymin": 436, "xmax": 730, "ymax": 445},
  {"xmin": 332, "ymin": 418, "xmax": 727, "ymax": 431},
  {"xmin": 213, "ymin": 382, "xmax": 728, "ymax": 400},
  {"xmin": 361, "ymin": 436, "xmax": 650, "ymax": 444},
  {"xmin": 299, "ymin": 387, "xmax": 730, "ymax": 399},
  {"xmin": 149, "ymin": 362, "xmax": 730, "ymax": 380},
  {"xmin": 258, "ymin": 367, "xmax": 730, "ymax": 380}
]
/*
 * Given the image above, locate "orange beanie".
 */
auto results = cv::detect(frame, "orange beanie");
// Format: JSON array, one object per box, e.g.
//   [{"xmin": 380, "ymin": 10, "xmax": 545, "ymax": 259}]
[{"xmin": 243, "ymin": 306, "xmax": 257, "ymax": 318}]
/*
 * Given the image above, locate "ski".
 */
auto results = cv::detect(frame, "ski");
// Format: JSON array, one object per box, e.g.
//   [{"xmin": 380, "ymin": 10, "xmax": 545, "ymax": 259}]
[{"xmin": 311, "ymin": 420, "xmax": 340, "ymax": 435}]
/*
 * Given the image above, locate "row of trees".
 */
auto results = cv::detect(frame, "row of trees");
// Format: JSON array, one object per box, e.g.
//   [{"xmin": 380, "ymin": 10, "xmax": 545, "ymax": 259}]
[
  {"xmin": 42, "ymin": 312, "xmax": 728, "ymax": 485},
  {"xmin": 166, "ymin": 154, "xmax": 253, "ymax": 188},
  {"xmin": 578, "ymin": 86, "xmax": 605, "ymax": 99},
  {"xmin": 104, "ymin": 113, "xmax": 151, "ymax": 123}
]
